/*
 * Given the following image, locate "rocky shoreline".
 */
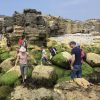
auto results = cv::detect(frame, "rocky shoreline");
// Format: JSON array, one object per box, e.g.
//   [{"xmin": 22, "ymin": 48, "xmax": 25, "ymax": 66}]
[{"xmin": 0, "ymin": 9, "xmax": 100, "ymax": 100}]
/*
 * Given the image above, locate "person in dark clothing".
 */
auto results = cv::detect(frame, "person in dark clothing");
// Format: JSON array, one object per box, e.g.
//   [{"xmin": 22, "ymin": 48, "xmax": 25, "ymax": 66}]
[
  {"xmin": 6, "ymin": 34, "xmax": 11, "ymax": 50},
  {"xmin": 69, "ymin": 41, "xmax": 82, "ymax": 79},
  {"xmin": 7, "ymin": 37, "xmax": 11, "ymax": 47}
]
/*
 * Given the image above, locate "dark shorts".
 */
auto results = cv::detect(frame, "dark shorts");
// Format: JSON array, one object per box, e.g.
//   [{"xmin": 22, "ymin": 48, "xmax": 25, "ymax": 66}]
[
  {"xmin": 71, "ymin": 65, "xmax": 82, "ymax": 79},
  {"xmin": 20, "ymin": 64, "xmax": 28, "ymax": 76},
  {"xmin": 41, "ymin": 57, "xmax": 48, "ymax": 62}
]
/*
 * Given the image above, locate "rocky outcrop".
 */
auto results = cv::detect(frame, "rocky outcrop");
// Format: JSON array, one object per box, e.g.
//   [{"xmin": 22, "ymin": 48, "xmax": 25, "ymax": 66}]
[
  {"xmin": 11, "ymin": 86, "xmax": 60, "ymax": 100},
  {"xmin": 11, "ymin": 82, "xmax": 100, "ymax": 100},
  {"xmin": 54, "ymin": 81, "xmax": 100, "ymax": 100},
  {"xmin": 32, "ymin": 65, "xmax": 57, "ymax": 87},
  {"xmin": 51, "ymin": 52, "xmax": 71, "ymax": 69},
  {"xmin": 4, "ymin": 17, "xmax": 14, "ymax": 27},
  {"xmin": 86, "ymin": 53, "xmax": 100, "ymax": 67}
]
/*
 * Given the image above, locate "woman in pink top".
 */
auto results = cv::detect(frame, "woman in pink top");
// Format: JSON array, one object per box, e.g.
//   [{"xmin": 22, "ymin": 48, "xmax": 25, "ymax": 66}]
[{"xmin": 15, "ymin": 46, "xmax": 28, "ymax": 83}]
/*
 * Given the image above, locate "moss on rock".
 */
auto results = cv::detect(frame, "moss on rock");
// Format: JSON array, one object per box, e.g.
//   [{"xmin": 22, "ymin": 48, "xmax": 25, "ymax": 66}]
[
  {"xmin": 82, "ymin": 62, "xmax": 93, "ymax": 77},
  {"xmin": 0, "ymin": 71, "xmax": 19, "ymax": 86},
  {"xmin": 51, "ymin": 52, "xmax": 71, "ymax": 69},
  {"xmin": 93, "ymin": 67, "xmax": 100, "ymax": 73},
  {"xmin": 0, "ymin": 51, "xmax": 11, "ymax": 63},
  {"xmin": 53, "ymin": 62, "xmax": 93, "ymax": 83},
  {"xmin": 53, "ymin": 66, "xmax": 71, "ymax": 83}
]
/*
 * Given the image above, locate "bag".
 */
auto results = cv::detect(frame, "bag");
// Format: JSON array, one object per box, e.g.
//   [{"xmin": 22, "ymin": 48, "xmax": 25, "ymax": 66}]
[
  {"xmin": 81, "ymin": 49, "xmax": 87, "ymax": 62},
  {"xmin": 50, "ymin": 48, "xmax": 57, "ymax": 56}
]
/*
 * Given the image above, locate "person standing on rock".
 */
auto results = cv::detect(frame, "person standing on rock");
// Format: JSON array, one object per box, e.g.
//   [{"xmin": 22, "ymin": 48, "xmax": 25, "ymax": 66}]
[
  {"xmin": 69, "ymin": 41, "xmax": 82, "ymax": 80},
  {"xmin": 41, "ymin": 46, "xmax": 51, "ymax": 65},
  {"xmin": 41, "ymin": 46, "xmax": 48, "ymax": 65},
  {"xmin": 15, "ymin": 46, "xmax": 28, "ymax": 83},
  {"xmin": 6, "ymin": 34, "xmax": 11, "ymax": 50}
]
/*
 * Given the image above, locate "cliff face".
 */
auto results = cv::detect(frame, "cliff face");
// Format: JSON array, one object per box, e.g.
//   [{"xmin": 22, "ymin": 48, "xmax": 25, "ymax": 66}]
[
  {"xmin": 0, "ymin": 9, "xmax": 100, "ymax": 35},
  {"xmin": 0, "ymin": 9, "xmax": 100, "ymax": 46}
]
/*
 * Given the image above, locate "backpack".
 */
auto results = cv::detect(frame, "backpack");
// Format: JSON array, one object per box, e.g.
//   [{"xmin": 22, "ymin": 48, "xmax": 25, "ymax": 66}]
[
  {"xmin": 50, "ymin": 48, "xmax": 57, "ymax": 56},
  {"xmin": 22, "ymin": 39, "xmax": 27, "ymax": 48},
  {"xmin": 81, "ymin": 49, "xmax": 87, "ymax": 62}
]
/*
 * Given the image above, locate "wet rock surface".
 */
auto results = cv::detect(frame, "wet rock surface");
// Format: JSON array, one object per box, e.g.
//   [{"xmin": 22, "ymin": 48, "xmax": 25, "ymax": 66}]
[
  {"xmin": 11, "ymin": 86, "xmax": 61, "ymax": 100},
  {"xmin": 86, "ymin": 53, "xmax": 100, "ymax": 67},
  {"xmin": 54, "ymin": 81, "xmax": 100, "ymax": 100},
  {"xmin": 11, "ymin": 81, "xmax": 100, "ymax": 100}
]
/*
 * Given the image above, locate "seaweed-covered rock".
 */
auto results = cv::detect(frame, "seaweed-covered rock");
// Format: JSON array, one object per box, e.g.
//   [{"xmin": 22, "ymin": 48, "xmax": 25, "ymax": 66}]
[
  {"xmin": 32, "ymin": 65, "xmax": 57, "ymax": 87},
  {"xmin": 0, "ymin": 66, "xmax": 20, "ymax": 86},
  {"xmin": 51, "ymin": 52, "xmax": 71, "ymax": 69},
  {"xmin": 0, "ymin": 57, "xmax": 14, "ymax": 72},
  {"xmin": 0, "ymin": 48, "xmax": 11, "ymax": 63},
  {"xmin": 86, "ymin": 53, "xmax": 100, "ymax": 67},
  {"xmin": 82, "ymin": 62, "xmax": 93, "ymax": 77}
]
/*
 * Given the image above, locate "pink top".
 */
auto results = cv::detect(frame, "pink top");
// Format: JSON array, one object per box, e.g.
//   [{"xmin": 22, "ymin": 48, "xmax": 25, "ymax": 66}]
[{"xmin": 18, "ymin": 53, "xmax": 28, "ymax": 64}]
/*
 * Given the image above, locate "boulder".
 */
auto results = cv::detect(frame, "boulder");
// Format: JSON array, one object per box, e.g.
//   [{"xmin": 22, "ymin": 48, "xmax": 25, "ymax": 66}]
[
  {"xmin": 6, "ymin": 26, "xmax": 13, "ymax": 33},
  {"xmin": 32, "ymin": 65, "xmax": 57, "ymax": 87},
  {"xmin": 51, "ymin": 52, "xmax": 71, "ymax": 69},
  {"xmin": 0, "ymin": 57, "xmax": 15, "ymax": 72},
  {"xmin": 82, "ymin": 62, "xmax": 93, "ymax": 77},
  {"xmin": 0, "ymin": 66, "xmax": 20, "ymax": 86},
  {"xmin": 86, "ymin": 53, "xmax": 100, "ymax": 67}
]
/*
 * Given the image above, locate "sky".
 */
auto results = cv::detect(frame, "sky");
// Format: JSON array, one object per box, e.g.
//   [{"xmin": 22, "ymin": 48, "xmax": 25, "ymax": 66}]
[{"xmin": 0, "ymin": 0, "xmax": 100, "ymax": 20}]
